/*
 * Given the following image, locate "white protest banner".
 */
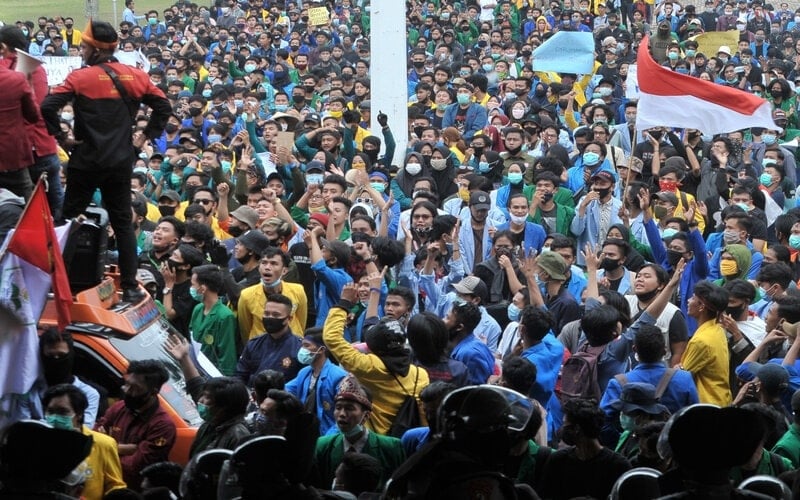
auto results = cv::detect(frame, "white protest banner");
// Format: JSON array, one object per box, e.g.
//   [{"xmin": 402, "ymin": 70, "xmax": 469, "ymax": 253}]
[
  {"xmin": 626, "ymin": 64, "xmax": 640, "ymax": 100},
  {"xmin": 41, "ymin": 56, "xmax": 82, "ymax": 87}
]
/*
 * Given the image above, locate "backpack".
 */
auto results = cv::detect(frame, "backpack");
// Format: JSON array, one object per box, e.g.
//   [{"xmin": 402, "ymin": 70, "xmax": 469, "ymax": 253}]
[
  {"xmin": 387, "ymin": 367, "xmax": 422, "ymax": 438},
  {"xmin": 559, "ymin": 342, "xmax": 607, "ymax": 402}
]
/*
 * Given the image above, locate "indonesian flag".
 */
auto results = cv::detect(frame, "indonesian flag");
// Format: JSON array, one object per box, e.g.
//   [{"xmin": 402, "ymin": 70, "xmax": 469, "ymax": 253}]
[
  {"xmin": 0, "ymin": 182, "xmax": 72, "ymax": 426},
  {"xmin": 636, "ymin": 35, "xmax": 779, "ymax": 134}
]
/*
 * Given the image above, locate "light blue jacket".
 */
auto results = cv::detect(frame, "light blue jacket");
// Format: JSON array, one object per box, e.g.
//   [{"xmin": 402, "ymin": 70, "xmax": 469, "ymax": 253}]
[{"xmin": 284, "ymin": 360, "xmax": 348, "ymax": 436}]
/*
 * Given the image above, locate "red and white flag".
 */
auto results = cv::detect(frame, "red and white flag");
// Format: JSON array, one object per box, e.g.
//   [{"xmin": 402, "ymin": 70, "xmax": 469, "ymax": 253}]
[
  {"xmin": 636, "ymin": 35, "xmax": 779, "ymax": 134},
  {"xmin": 0, "ymin": 182, "xmax": 71, "ymax": 426}
]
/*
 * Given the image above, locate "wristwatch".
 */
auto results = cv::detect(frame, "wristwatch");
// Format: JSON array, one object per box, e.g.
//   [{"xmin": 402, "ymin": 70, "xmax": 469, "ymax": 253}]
[{"xmin": 162, "ymin": 287, "xmax": 172, "ymax": 295}]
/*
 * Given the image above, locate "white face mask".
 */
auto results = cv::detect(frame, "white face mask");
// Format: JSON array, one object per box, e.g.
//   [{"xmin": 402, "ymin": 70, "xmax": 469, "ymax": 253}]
[
  {"xmin": 405, "ymin": 162, "xmax": 422, "ymax": 175},
  {"xmin": 430, "ymin": 158, "xmax": 448, "ymax": 171}
]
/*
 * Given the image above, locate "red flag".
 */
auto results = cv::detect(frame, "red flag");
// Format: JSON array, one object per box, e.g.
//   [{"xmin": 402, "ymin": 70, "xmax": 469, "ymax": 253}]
[{"xmin": 6, "ymin": 180, "xmax": 72, "ymax": 329}]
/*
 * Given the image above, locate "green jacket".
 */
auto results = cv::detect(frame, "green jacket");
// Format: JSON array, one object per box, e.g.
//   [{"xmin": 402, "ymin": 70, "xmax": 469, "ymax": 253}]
[
  {"xmin": 189, "ymin": 300, "xmax": 238, "ymax": 376},
  {"xmin": 730, "ymin": 448, "xmax": 793, "ymax": 483},
  {"xmin": 523, "ymin": 185, "xmax": 576, "ymax": 209},
  {"xmin": 529, "ymin": 202, "xmax": 576, "ymax": 238},
  {"xmin": 773, "ymin": 422, "xmax": 800, "ymax": 467},
  {"xmin": 314, "ymin": 430, "xmax": 405, "ymax": 488},
  {"xmin": 515, "ymin": 440, "xmax": 551, "ymax": 490}
]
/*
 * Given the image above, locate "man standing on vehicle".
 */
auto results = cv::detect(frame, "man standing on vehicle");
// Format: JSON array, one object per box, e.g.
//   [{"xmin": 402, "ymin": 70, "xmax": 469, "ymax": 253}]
[
  {"xmin": 96, "ymin": 360, "xmax": 176, "ymax": 491},
  {"xmin": 41, "ymin": 20, "xmax": 172, "ymax": 304}
]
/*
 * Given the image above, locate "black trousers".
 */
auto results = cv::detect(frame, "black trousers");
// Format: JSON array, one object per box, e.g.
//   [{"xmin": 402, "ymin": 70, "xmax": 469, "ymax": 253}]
[{"xmin": 63, "ymin": 164, "xmax": 138, "ymax": 290}]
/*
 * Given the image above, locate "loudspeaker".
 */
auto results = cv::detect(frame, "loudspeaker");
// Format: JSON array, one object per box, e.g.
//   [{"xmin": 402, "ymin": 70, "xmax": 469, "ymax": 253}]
[{"xmin": 63, "ymin": 206, "xmax": 109, "ymax": 293}]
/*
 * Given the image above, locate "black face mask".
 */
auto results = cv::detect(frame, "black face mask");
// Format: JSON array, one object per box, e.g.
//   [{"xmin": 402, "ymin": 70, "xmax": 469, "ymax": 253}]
[
  {"xmin": 124, "ymin": 392, "xmax": 151, "ymax": 411},
  {"xmin": 164, "ymin": 123, "xmax": 179, "ymax": 134},
  {"xmin": 292, "ymin": 94, "xmax": 305, "ymax": 105},
  {"xmin": 666, "ymin": 249, "xmax": 684, "ymax": 267},
  {"xmin": 262, "ymin": 316, "xmax": 286, "ymax": 334},
  {"xmin": 472, "ymin": 146, "xmax": 484, "ymax": 157},
  {"xmin": 303, "ymin": 85, "xmax": 315, "ymax": 93},
  {"xmin": 188, "ymin": 106, "xmax": 202, "ymax": 117},
  {"xmin": 413, "ymin": 126, "xmax": 425, "ymax": 138},
  {"xmin": 534, "ymin": 88, "xmax": 546, "ymax": 98},
  {"xmin": 412, "ymin": 60, "xmax": 425, "ymax": 69},
  {"xmin": 599, "ymin": 257, "xmax": 621, "ymax": 271},
  {"xmin": 514, "ymin": 88, "xmax": 528, "ymax": 96},
  {"xmin": 726, "ymin": 305, "xmax": 746, "ymax": 318},
  {"xmin": 636, "ymin": 288, "xmax": 660, "ymax": 302},
  {"xmin": 649, "ymin": 130, "xmax": 663, "ymax": 141},
  {"xmin": 158, "ymin": 205, "xmax": 176, "ymax": 216},
  {"xmin": 364, "ymin": 148, "xmax": 378, "ymax": 164},
  {"xmin": 43, "ymin": 352, "xmax": 75, "ymax": 386},
  {"xmin": 167, "ymin": 258, "xmax": 183, "ymax": 271},
  {"xmin": 542, "ymin": 192, "xmax": 554, "ymax": 203},
  {"xmin": 594, "ymin": 187, "xmax": 611, "ymax": 199},
  {"xmin": 506, "ymin": 145, "xmax": 522, "ymax": 156},
  {"xmin": 228, "ymin": 225, "xmax": 244, "ymax": 238}
]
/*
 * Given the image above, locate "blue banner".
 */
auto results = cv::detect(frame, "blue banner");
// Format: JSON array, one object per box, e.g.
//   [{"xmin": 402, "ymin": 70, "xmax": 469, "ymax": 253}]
[{"xmin": 531, "ymin": 31, "xmax": 596, "ymax": 74}]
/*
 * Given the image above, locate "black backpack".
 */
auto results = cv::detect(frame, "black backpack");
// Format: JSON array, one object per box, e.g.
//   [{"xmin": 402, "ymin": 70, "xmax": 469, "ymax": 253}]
[{"xmin": 387, "ymin": 367, "xmax": 421, "ymax": 438}]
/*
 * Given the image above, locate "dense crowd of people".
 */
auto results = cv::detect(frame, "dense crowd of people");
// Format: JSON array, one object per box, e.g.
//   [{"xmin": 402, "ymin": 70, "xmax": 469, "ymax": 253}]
[{"xmin": 8, "ymin": 0, "xmax": 800, "ymax": 497}]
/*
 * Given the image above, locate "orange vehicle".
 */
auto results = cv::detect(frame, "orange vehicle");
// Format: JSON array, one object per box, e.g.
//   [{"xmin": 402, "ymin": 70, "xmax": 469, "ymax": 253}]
[{"xmin": 38, "ymin": 272, "xmax": 218, "ymax": 465}]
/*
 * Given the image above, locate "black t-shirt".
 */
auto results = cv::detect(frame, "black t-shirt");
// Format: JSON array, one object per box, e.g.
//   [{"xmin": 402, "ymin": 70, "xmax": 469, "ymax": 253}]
[
  {"xmin": 170, "ymin": 280, "xmax": 198, "ymax": 338},
  {"xmin": 539, "ymin": 447, "xmax": 631, "ymax": 500}
]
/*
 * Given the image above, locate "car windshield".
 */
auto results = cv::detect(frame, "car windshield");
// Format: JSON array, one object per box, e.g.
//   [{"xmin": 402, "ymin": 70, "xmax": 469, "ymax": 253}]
[{"xmin": 109, "ymin": 318, "xmax": 203, "ymax": 426}]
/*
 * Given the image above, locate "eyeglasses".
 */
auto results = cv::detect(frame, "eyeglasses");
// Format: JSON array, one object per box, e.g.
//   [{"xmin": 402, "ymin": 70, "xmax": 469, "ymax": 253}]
[{"xmin": 194, "ymin": 199, "xmax": 214, "ymax": 205}]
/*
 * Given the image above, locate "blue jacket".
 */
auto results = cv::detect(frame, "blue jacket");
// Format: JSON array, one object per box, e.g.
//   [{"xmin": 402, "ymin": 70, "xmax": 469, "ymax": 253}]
[
  {"xmin": 570, "ymin": 195, "xmax": 623, "ymax": 266},
  {"xmin": 647, "ymin": 221, "xmax": 708, "ymax": 335},
  {"xmin": 566, "ymin": 158, "xmax": 615, "ymax": 194},
  {"xmin": 311, "ymin": 260, "xmax": 353, "ymax": 327},
  {"xmin": 441, "ymin": 103, "xmax": 488, "ymax": 140},
  {"xmin": 433, "ymin": 291, "xmax": 502, "ymax": 352},
  {"xmin": 284, "ymin": 359, "xmax": 348, "ymax": 436},
  {"xmin": 522, "ymin": 332, "xmax": 564, "ymax": 408},
  {"xmin": 451, "ymin": 333, "xmax": 496, "ymax": 385},
  {"xmin": 707, "ymin": 241, "xmax": 763, "ymax": 281},
  {"xmin": 736, "ymin": 359, "xmax": 800, "ymax": 415},
  {"xmin": 495, "ymin": 221, "xmax": 546, "ymax": 254},
  {"xmin": 600, "ymin": 362, "xmax": 699, "ymax": 417}
]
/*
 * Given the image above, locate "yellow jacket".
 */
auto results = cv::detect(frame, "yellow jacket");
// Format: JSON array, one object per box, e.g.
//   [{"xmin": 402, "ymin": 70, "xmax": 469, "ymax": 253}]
[
  {"xmin": 80, "ymin": 426, "xmax": 126, "ymax": 500},
  {"xmin": 323, "ymin": 307, "xmax": 429, "ymax": 435},
  {"xmin": 238, "ymin": 281, "xmax": 307, "ymax": 345},
  {"xmin": 681, "ymin": 319, "xmax": 731, "ymax": 406}
]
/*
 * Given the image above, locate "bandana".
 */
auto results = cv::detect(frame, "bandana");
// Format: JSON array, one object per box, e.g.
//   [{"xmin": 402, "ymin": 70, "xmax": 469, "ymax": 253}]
[{"xmin": 81, "ymin": 19, "xmax": 118, "ymax": 50}]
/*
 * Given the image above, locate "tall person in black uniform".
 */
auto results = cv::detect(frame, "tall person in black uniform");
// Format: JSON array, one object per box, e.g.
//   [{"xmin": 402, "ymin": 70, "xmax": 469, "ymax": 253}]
[{"xmin": 41, "ymin": 20, "xmax": 172, "ymax": 303}]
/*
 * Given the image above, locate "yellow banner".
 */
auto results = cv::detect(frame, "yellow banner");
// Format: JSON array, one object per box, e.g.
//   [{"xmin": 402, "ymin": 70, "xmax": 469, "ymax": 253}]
[
  {"xmin": 689, "ymin": 30, "xmax": 740, "ymax": 57},
  {"xmin": 308, "ymin": 7, "xmax": 330, "ymax": 26}
]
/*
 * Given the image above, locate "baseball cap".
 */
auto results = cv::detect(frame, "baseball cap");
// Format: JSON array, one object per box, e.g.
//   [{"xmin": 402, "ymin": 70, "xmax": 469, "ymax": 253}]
[
  {"xmin": 266, "ymin": 172, "xmax": 285, "ymax": 186},
  {"xmin": 306, "ymin": 160, "xmax": 325, "ymax": 173},
  {"xmin": 230, "ymin": 206, "xmax": 259, "ymax": 230},
  {"xmin": 537, "ymin": 251, "xmax": 567, "ymax": 281},
  {"xmin": 469, "ymin": 191, "xmax": 491, "ymax": 210},
  {"xmin": 655, "ymin": 191, "xmax": 679, "ymax": 205},
  {"xmin": 136, "ymin": 269, "xmax": 158, "ymax": 286},
  {"xmin": 159, "ymin": 190, "xmax": 181, "ymax": 203},
  {"xmin": 237, "ymin": 230, "xmax": 270, "ymax": 256},
  {"xmin": 452, "ymin": 276, "xmax": 489, "ymax": 302},
  {"xmin": 591, "ymin": 170, "xmax": 615, "ymax": 183},
  {"xmin": 749, "ymin": 362, "xmax": 790, "ymax": 393},
  {"xmin": 304, "ymin": 112, "xmax": 321, "ymax": 123}
]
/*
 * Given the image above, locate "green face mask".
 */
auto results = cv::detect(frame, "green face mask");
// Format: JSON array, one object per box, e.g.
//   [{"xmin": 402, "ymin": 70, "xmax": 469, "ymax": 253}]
[
  {"xmin": 46, "ymin": 413, "xmax": 74, "ymax": 430},
  {"xmin": 620, "ymin": 413, "xmax": 636, "ymax": 432},
  {"xmin": 197, "ymin": 402, "xmax": 211, "ymax": 421}
]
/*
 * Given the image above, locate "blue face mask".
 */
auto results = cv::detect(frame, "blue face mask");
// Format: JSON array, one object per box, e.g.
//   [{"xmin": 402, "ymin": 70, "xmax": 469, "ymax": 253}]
[
  {"xmin": 508, "ymin": 172, "xmax": 523, "ymax": 184},
  {"xmin": 661, "ymin": 227, "xmax": 678, "ymax": 239},
  {"xmin": 189, "ymin": 287, "xmax": 203, "ymax": 301},
  {"xmin": 762, "ymin": 133, "xmax": 777, "ymax": 145},
  {"xmin": 790, "ymin": 234, "xmax": 800, "ymax": 250},
  {"xmin": 202, "ymin": 89, "xmax": 212, "ymax": 98},
  {"xmin": 507, "ymin": 302, "xmax": 521, "ymax": 322},
  {"xmin": 244, "ymin": 63, "xmax": 257, "ymax": 73},
  {"xmin": 275, "ymin": 104, "xmax": 288, "ymax": 112},
  {"xmin": 760, "ymin": 173, "xmax": 773, "ymax": 187},
  {"xmin": 170, "ymin": 172, "xmax": 183, "ymax": 186},
  {"xmin": 478, "ymin": 161, "xmax": 491, "ymax": 173},
  {"xmin": 483, "ymin": 63, "xmax": 494, "ymax": 72},
  {"xmin": 297, "ymin": 347, "xmax": 318, "ymax": 365},
  {"xmin": 221, "ymin": 160, "xmax": 232, "ymax": 174},
  {"xmin": 370, "ymin": 182, "xmax": 386, "ymax": 193},
  {"xmin": 207, "ymin": 134, "xmax": 222, "ymax": 144},
  {"xmin": 582, "ymin": 152, "xmax": 601, "ymax": 166}
]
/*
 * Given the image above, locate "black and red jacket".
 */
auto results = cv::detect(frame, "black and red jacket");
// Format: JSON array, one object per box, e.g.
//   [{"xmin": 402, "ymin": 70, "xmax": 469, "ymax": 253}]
[{"xmin": 41, "ymin": 58, "xmax": 172, "ymax": 169}]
